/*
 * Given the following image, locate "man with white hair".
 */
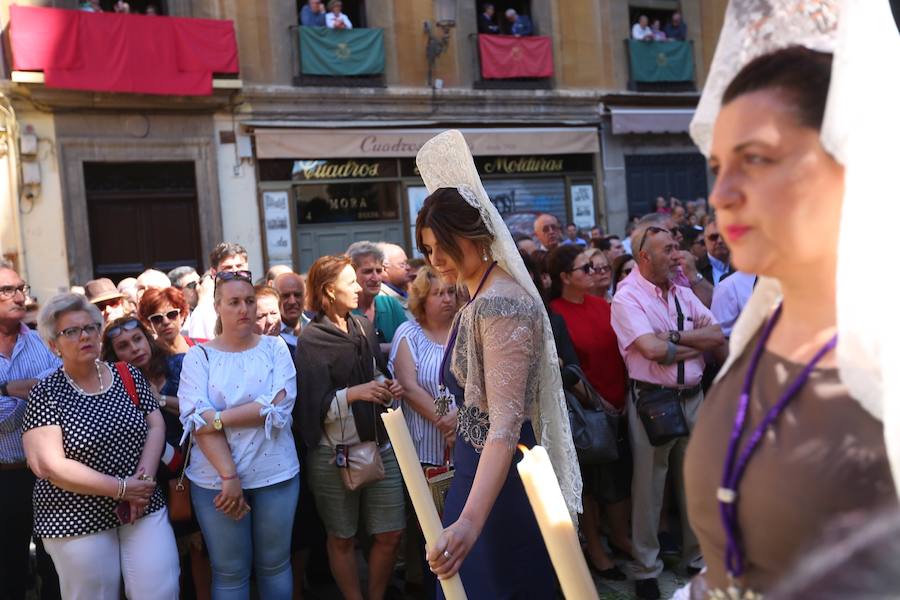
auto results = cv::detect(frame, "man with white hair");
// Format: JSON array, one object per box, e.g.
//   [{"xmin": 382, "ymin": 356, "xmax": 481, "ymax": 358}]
[
  {"xmin": 505, "ymin": 8, "xmax": 533, "ymax": 36},
  {"xmin": 377, "ymin": 242, "xmax": 414, "ymax": 310},
  {"xmin": 0, "ymin": 260, "xmax": 61, "ymax": 599},
  {"xmin": 135, "ymin": 269, "xmax": 171, "ymax": 301}
]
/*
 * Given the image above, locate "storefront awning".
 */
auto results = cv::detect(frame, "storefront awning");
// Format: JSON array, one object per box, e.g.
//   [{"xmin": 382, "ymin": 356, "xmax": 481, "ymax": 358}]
[
  {"xmin": 609, "ymin": 107, "xmax": 695, "ymax": 135},
  {"xmin": 253, "ymin": 127, "xmax": 600, "ymax": 159}
]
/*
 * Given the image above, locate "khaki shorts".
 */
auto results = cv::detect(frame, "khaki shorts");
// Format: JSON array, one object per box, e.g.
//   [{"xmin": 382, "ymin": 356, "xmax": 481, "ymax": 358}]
[{"xmin": 307, "ymin": 443, "xmax": 406, "ymax": 538}]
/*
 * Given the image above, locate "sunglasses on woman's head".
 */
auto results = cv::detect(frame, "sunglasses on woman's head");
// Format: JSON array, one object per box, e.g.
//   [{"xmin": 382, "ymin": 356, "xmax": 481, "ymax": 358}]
[
  {"xmin": 214, "ymin": 270, "xmax": 253, "ymax": 290},
  {"xmin": 105, "ymin": 319, "xmax": 141, "ymax": 339},
  {"xmin": 148, "ymin": 309, "xmax": 180, "ymax": 326}
]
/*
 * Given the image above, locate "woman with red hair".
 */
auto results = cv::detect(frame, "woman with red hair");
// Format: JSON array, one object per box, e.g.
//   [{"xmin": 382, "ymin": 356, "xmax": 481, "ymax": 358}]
[{"xmin": 138, "ymin": 287, "xmax": 205, "ymax": 356}]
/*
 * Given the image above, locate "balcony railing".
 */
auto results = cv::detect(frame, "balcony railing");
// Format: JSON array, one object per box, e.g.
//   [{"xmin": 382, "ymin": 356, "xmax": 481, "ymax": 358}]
[
  {"xmin": 471, "ymin": 34, "xmax": 554, "ymax": 90},
  {"xmin": 290, "ymin": 26, "xmax": 386, "ymax": 87},
  {"xmin": 624, "ymin": 39, "xmax": 695, "ymax": 92},
  {"xmin": 8, "ymin": 5, "xmax": 240, "ymax": 96}
]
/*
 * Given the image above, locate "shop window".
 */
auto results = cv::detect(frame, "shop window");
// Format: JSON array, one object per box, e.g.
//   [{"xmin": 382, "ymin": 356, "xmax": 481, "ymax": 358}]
[
  {"xmin": 482, "ymin": 177, "xmax": 566, "ymax": 239},
  {"xmin": 295, "ymin": 181, "xmax": 399, "ymax": 224},
  {"xmin": 474, "ymin": 1, "xmax": 532, "ymax": 35},
  {"xmin": 98, "ymin": 0, "xmax": 167, "ymax": 14},
  {"xmin": 297, "ymin": 0, "xmax": 367, "ymax": 28}
]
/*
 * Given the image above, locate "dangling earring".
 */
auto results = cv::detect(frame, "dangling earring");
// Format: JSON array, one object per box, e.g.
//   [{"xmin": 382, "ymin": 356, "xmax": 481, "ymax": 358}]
[{"xmin": 482, "ymin": 249, "xmax": 489, "ymax": 262}]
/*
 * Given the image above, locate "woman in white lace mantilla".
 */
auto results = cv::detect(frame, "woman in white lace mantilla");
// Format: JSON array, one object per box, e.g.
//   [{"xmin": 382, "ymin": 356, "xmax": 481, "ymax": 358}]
[{"xmin": 415, "ymin": 131, "xmax": 581, "ymax": 599}]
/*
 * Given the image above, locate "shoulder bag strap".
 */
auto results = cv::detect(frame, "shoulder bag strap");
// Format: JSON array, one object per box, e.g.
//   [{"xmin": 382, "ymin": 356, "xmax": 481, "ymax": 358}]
[
  {"xmin": 115, "ymin": 362, "xmax": 140, "ymax": 407},
  {"xmin": 673, "ymin": 293, "xmax": 685, "ymax": 386}
]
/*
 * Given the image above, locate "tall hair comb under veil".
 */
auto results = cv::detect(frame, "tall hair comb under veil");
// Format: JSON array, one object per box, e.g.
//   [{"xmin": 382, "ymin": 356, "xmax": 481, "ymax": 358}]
[
  {"xmin": 693, "ymin": 0, "xmax": 900, "ymax": 494},
  {"xmin": 416, "ymin": 130, "xmax": 584, "ymax": 518}
]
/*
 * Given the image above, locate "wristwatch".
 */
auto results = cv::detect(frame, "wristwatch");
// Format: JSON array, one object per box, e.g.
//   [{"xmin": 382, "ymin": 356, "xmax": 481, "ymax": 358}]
[
  {"xmin": 0, "ymin": 381, "xmax": 8, "ymax": 397},
  {"xmin": 213, "ymin": 411, "xmax": 223, "ymax": 431},
  {"xmin": 668, "ymin": 330, "xmax": 681, "ymax": 344}
]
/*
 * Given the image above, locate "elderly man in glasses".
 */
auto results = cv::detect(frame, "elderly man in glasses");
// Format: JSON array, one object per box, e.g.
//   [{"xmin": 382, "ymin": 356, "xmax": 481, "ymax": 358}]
[
  {"xmin": 696, "ymin": 220, "xmax": 734, "ymax": 286},
  {"xmin": 0, "ymin": 260, "xmax": 62, "ymax": 599},
  {"xmin": 610, "ymin": 218, "xmax": 725, "ymax": 600},
  {"xmin": 533, "ymin": 213, "xmax": 563, "ymax": 251}
]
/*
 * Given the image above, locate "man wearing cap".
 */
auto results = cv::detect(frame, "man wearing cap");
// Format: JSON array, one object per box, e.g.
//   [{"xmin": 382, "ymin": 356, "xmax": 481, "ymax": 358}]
[
  {"xmin": 0, "ymin": 260, "xmax": 61, "ymax": 599},
  {"xmin": 85, "ymin": 277, "xmax": 134, "ymax": 323}
]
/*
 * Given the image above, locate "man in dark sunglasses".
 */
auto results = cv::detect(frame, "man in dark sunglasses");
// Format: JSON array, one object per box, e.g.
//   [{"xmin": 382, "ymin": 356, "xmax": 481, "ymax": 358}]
[
  {"xmin": 696, "ymin": 220, "xmax": 733, "ymax": 286},
  {"xmin": 533, "ymin": 213, "xmax": 563, "ymax": 250},
  {"xmin": 167, "ymin": 266, "xmax": 201, "ymax": 311}
]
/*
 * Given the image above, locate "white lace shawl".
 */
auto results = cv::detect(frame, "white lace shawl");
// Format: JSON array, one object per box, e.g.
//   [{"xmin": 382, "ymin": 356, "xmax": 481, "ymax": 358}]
[
  {"xmin": 416, "ymin": 130, "xmax": 583, "ymax": 519},
  {"xmin": 693, "ymin": 0, "xmax": 900, "ymax": 493}
]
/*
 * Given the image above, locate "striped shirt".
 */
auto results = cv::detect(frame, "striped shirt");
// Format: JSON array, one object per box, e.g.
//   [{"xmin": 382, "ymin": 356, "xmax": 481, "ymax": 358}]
[
  {"xmin": 388, "ymin": 320, "xmax": 449, "ymax": 466},
  {"xmin": 0, "ymin": 323, "xmax": 61, "ymax": 463}
]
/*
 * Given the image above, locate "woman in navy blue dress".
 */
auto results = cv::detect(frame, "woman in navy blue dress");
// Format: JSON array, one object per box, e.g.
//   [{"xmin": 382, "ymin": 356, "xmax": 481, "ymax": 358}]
[{"xmin": 414, "ymin": 130, "xmax": 583, "ymax": 599}]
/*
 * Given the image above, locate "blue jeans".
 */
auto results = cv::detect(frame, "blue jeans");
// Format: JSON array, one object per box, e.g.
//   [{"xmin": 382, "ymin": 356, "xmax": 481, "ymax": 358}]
[{"xmin": 192, "ymin": 475, "xmax": 300, "ymax": 600}]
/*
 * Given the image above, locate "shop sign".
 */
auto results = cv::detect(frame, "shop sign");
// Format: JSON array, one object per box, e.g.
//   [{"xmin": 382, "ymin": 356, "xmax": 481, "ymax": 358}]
[
  {"xmin": 291, "ymin": 159, "xmax": 396, "ymax": 181},
  {"xmin": 296, "ymin": 182, "xmax": 399, "ymax": 224},
  {"xmin": 400, "ymin": 154, "xmax": 594, "ymax": 178}
]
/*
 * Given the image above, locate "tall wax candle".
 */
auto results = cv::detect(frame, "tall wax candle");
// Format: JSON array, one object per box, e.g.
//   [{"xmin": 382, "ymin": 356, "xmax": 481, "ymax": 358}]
[
  {"xmin": 517, "ymin": 444, "xmax": 599, "ymax": 600},
  {"xmin": 381, "ymin": 408, "xmax": 467, "ymax": 600}
]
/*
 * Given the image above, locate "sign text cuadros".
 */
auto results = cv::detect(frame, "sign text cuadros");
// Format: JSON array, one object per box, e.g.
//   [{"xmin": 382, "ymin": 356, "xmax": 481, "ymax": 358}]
[
  {"xmin": 481, "ymin": 156, "xmax": 564, "ymax": 175},
  {"xmin": 295, "ymin": 160, "xmax": 381, "ymax": 180}
]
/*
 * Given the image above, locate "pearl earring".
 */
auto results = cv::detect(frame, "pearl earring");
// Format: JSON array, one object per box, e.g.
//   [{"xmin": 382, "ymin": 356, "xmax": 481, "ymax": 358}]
[{"xmin": 482, "ymin": 250, "xmax": 489, "ymax": 262}]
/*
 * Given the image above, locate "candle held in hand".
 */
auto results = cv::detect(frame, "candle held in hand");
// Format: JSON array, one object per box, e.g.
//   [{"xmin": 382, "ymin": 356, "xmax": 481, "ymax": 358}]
[
  {"xmin": 517, "ymin": 444, "xmax": 599, "ymax": 600},
  {"xmin": 381, "ymin": 408, "xmax": 467, "ymax": 600}
]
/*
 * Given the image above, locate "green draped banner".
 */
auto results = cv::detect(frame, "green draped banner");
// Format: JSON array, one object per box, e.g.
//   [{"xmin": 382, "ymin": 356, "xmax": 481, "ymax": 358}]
[
  {"xmin": 628, "ymin": 40, "xmax": 694, "ymax": 83},
  {"xmin": 299, "ymin": 27, "xmax": 385, "ymax": 76}
]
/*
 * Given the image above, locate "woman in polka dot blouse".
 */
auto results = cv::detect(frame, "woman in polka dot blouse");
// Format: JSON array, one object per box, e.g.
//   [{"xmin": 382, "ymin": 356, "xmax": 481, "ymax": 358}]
[{"xmin": 22, "ymin": 293, "xmax": 180, "ymax": 600}]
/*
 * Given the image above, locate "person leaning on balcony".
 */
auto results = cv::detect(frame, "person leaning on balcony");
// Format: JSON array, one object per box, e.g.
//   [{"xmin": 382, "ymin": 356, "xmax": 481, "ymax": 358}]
[
  {"xmin": 505, "ymin": 9, "xmax": 533, "ymax": 36},
  {"xmin": 664, "ymin": 11, "xmax": 687, "ymax": 41},
  {"xmin": 632, "ymin": 15, "xmax": 654, "ymax": 41},
  {"xmin": 326, "ymin": 0, "xmax": 352, "ymax": 30},
  {"xmin": 478, "ymin": 3, "xmax": 500, "ymax": 34},
  {"xmin": 300, "ymin": 0, "xmax": 326, "ymax": 27}
]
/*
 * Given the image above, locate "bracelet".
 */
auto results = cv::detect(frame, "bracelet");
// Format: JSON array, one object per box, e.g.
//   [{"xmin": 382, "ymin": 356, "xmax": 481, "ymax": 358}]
[
  {"xmin": 220, "ymin": 473, "xmax": 239, "ymax": 481},
  {"xmin": 115, "ymin": 477, "xmax": 125, "ymax": 500},
  {"xmin": 121, "ymin": 477, "xmax": 128, "ymax": 500}
]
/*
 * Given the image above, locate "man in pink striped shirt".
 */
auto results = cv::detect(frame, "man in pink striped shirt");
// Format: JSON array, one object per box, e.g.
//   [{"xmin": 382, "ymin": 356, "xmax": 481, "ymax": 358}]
[{"xmin": 611, "ymin": 217, "xmax": 725, "ymax": 600}]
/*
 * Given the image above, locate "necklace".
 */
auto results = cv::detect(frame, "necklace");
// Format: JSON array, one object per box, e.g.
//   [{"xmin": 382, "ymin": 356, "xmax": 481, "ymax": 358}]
[
  {"xmin": 435, "ymin": 261, "xmax": 496, "ymax": 417},
  {"xmin": 64, "ymin": 360, "xmax": 105, "ymax": 396},
  {"xmin": 718, "ymin": 304, "xmax": 837, "ymax": 582}
]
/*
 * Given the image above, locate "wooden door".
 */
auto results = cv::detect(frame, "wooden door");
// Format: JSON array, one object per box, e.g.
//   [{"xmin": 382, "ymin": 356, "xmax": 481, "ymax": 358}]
[{"xmin": 84, "ymin": 162, "xmax": 203, "ymax": 283}]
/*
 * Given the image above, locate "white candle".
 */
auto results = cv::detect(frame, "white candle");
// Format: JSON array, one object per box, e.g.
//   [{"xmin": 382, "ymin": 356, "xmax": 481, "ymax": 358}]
[
  {"xmin": 517, "ymin": 444, "xmax": 599, "ymax": 600},
  {"xmin": 381, "ymin": 408, "xmax": 467, "ymax": 600}
]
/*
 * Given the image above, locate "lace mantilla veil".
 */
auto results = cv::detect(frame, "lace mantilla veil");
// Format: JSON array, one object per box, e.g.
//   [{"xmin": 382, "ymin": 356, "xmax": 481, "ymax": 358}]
[
  {"xmin": 693, "ymin": 0, "xmax": 900, "ymax": 492},
  {"xmin": 416, "ymin": 130, "xmax": 583, "ymax": 518}
]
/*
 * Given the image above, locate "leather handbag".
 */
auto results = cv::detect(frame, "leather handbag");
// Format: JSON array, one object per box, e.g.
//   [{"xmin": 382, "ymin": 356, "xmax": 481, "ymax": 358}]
[
  {"xmin": 563, "ymin": 364, "xmax": 623, "ymax": 464},
  {"xmin": 167, "ymin": 440, "xmax": 193, "ymax": 523},
  {"xmin": 115, "ymin": 361, "xmax": 193, "ymax": 523},
  {"xmin": 333, "ymin": 394, "xmax": 385, "ymax": 492},
  {"xmin": 338, "ymin": 440, "xmax": 385, "ymax": 492},
  {"xmin": 634, "ymin": 386, "xmax": 690, "ymax": 447},
  {"xmin": 634, "ymin": 293, "xmax": 690, "ymax": 447}
]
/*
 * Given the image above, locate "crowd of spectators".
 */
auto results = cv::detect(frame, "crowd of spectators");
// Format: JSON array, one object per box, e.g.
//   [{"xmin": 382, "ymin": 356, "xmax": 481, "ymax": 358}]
[
  {"xmin": 79, "ymin": 0, "xmax": 161, "ymax": 15},
  {"xmin": 0, "ymin": 181, "xmax": 756, "ymax": 599}
]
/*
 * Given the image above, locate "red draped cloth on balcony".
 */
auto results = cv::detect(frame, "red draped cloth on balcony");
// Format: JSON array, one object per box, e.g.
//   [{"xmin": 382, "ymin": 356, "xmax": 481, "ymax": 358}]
[
  {"xmin": 478, "ymin": 34, "xmax": 553, "ymax": 79},
  {"xmin": 9, "ymin": 5, "xmax": 239, "ymax": 96}
]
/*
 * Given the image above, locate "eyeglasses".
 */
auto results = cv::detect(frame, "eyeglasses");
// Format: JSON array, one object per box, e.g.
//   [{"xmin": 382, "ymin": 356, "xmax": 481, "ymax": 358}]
[
  {"xmin": 215, "ymin": 270, "xmax": 253, "ymax": 290},
  {"xmin": 707, "ymin": 233, "xmax": 722, "ymax": 243},
  {"xmin": 183, "ymin": 280, "xmax": 199, "ymax": 290},
  {"xmin": 541, "ymin": 224, "xmax": 562, "ymax": 233},
  {"xmin": 57, "ymin": 322, "xmax": 102, "ymax": 340},
  {"xmin": 148, "ymin": 309, "xmax": 181, "ymax": 326},
  {"xmin": 0, "ymin": 284, "xmax": 29, "ymax": 300},
  {"xmin": 592, "ymin": 264, "xmax": 612, "ymax": 274},
  {"xmin": 105, "ymin": 319, "xmax": 141, "ymax": 339},
  {"xmin": 637, "ymin": 226, "xmax": 672, "ymax": 253},
  {"xmin": 568, "ymin": 263, "xmax": 595, "ymax": 275}
]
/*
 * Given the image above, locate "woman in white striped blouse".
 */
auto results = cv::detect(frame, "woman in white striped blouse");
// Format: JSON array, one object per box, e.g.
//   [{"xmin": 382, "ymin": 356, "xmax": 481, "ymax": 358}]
[{"xmin": 388, "ymin": 266, "xmax": 461, "ymax": 466}]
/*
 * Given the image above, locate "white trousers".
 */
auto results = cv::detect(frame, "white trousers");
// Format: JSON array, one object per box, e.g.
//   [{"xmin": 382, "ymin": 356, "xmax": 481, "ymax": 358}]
[{"xmin": 43, "ymin": 506, "xmax": 180, "ymax": 600}]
